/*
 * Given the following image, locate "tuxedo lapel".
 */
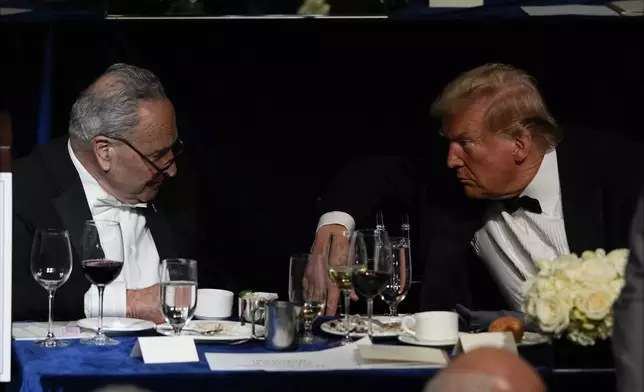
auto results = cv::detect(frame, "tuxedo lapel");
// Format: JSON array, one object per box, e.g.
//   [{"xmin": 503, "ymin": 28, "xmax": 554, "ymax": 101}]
[
  {"xmin": 53, "ymin": 184, "xmax": 93, "ymax": 258},
  {"xmin": 557, "ymin": 135, "xmax": 604, "ymax": 254},
  {"xmin": 144, "ymin": 202, "xmax": 178, "ymax": 261}
]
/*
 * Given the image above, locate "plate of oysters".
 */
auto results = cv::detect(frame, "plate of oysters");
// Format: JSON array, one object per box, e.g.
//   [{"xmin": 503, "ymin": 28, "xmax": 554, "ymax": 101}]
[{"xmin": 320, "ymin": 315, "xmax": 404, "ymax": 338}]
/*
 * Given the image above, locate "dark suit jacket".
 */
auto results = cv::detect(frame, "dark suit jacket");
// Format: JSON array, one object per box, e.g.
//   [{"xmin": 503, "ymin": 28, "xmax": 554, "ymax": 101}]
[
  {"xmin": 318, "ymin": 127, "xmax": 644, "ymax": 311},
  {"xmin": 613, "ymin": 187, "xmax": 644, "ymax": 392},
  {"xmin": 12, "ymin": 137, "xmax": 236, "ymax": 321}
]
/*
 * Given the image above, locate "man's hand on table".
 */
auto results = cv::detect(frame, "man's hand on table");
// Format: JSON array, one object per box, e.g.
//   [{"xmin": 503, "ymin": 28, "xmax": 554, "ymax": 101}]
[
  {"xmin": 309, "ymin": 224, "xmax": 359, "ymax": 316},
  {"xmin": 127, "ymin": 285, "xmax": 166, "ymax": 324}
]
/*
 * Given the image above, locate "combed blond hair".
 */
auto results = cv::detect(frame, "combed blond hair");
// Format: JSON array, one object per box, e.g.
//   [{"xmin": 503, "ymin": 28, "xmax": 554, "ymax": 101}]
[{"xmin": 430, "ymin": 63, "xmax": 562, "ymax": 150}]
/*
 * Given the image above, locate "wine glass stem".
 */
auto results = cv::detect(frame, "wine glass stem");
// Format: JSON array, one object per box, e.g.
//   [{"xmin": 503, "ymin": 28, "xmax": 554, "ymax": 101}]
[
  {"xmin": 367, "ymin": 298, "xmax": 374, "ymax": 339},
  {"xmin": 304, "ymin": 321, "xmax": 313, "ymax": 342},
  {"xmin": 46, "ymin": 289, "xmax": 55, "ymax": 340},
  {"xmin": 97, "ymin": 285, "xmax": 105, "ymax": 338},
  {"xmin": 388, "ymin": 303, "xmax": 398, "ymax": 317},
  {"xmin": 343, "ymin": 290, "xmax": 351, "ymax": 341}
]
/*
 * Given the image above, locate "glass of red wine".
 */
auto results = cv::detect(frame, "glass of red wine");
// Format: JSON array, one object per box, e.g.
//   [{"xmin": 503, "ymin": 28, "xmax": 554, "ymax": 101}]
[
  {"xmin": 350, "ymin": 229, "xmax": 393, "ymax": 340},
  {"xmin": 30, "ymin": 228, "xmax": 73, "ymax": 348},
  {"xmin": 79, "ymin": 220, "xmax": 124, "ymax": 346}
]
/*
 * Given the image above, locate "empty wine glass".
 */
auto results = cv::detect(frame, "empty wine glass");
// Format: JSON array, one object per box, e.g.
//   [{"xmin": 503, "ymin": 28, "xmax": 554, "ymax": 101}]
[
  {"xmin": 159, "ymin": 258, "xmax": 198, "ymax": 336},
  {"xmin": 351, "ymin": 229, "xmax": 393, "ymax": 339},
  {"xmin": 325, "ymin": 230, "xmax": 355, "ymax": 345},
  {"xmin": 289, "ymin": 253, "xmax": 327, "ymax": 344},
  {"xmin": 79, "ymin": 220, "xmax": 124, "ymax": 346},
  {"xmin": 30, "ymin": 229, "xmax": 73, "ymax": 348},
  {"xmin": 379, "ymin": 236, "xmax": 411, "ymax": 318}
]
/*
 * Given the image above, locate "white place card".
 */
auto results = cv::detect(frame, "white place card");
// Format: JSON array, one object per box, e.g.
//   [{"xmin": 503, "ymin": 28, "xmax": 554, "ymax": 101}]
[
  {"xmin": 429, "ymin": 0, "xmax": 483, "ymax": 8},
  {"xmin": 357, "ymin": 344, "xmax": 449, "ymax": 366},
  {"xmin": 131, "ymin": 336, "xmax": 199, "ymax": 364},
  {"xmin": 452, "ymin": 332, "xmax": 518, "ymax": 356},
  {"xmin": 205, "ymin": 337, "xmax": 442, "ymax": 372}
]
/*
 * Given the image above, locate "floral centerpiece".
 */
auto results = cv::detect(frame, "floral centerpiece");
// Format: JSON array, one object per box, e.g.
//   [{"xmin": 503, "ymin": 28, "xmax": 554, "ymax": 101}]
[{"xmin": 522, "ymin": 248, "xmax": 629, "ymax": 346}]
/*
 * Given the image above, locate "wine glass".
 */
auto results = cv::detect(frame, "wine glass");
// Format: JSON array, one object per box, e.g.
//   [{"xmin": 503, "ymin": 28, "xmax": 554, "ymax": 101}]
[
  {"xmin": 159, "ymin": 258, "xmax": 198, "ymax": 335},
  {"xmin": 289, "ymin": 253, "xmax": 327, "ymax": 344},
  {"xmin": 325, "ymin": 230, "xmax": 355, "ymax": 345},
  {"xmin": 351, "ymin": 229, "xmax": 393, "ymax": 339},
  {"xmin": 379, "ymin": 236, "xmax": 411, "ymax": 318},
  {"xmin": 30, "ymin": 229, "xmax": 73, "ymax": 348},
  {"xmin": 79, "ymin": 220, "xmax": 124, "ymax": 346}
]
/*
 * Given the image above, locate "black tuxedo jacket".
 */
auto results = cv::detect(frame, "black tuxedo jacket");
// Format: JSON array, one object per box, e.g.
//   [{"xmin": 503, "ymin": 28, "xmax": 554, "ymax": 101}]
[
  {"xmin": 318, "ymin": 127, "xmax": 644, "ymax": 311},
  {"xmin": 12, "ymin": 137, "xmax": 235, "ymax": 321}
]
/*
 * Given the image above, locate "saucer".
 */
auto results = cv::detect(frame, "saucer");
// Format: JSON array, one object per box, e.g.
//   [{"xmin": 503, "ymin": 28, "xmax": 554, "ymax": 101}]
[{"xmin": 398, "ymin": 334, "xmax": 459, "ymax": 347}]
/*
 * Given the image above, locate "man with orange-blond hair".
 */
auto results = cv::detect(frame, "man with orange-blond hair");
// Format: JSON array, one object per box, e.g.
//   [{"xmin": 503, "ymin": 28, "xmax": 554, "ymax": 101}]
[{"xmin": 308, "ymin": 63, "xmax": 644, "ymax": 326}]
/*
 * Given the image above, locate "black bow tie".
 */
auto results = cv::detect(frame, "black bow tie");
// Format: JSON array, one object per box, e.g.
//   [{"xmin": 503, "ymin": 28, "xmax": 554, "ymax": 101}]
[{"xmin": 500, "ymin": 196, "xmax": 542, "ymax": 214}]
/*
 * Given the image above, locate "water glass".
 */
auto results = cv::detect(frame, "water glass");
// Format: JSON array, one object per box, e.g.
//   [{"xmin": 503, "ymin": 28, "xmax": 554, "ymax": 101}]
[{"xmin": 159, "ymin": 258, "xmax": 198, "ymax": 335}]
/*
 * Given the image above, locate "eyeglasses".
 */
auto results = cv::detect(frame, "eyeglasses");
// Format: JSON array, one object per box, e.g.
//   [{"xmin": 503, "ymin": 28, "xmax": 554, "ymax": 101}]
[{"xmin": 105, "ymin": 136, "xmax": 184, "ymax": 176}]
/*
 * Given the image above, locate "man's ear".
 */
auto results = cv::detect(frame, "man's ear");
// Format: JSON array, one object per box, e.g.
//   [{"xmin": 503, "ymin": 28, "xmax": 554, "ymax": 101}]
[
  {"xmin": 513, "ymin": 129, "xmax": 532, "ymax": 164},
  {"xmin": 92, "ymin": 136, "xmax": 113, "ymax": 172}
]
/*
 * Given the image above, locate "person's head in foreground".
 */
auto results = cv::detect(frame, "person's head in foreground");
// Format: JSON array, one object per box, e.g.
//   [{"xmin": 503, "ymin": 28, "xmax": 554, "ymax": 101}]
[
  {"xmin": 424, "ymin": 347, "xmax": 545, "ymax": 392},
  {"xmin": 431, "ymin": 63, "xmax": 561, "ymax": 200},
  {"xmin": 69, "ymin": 63, "xmax": 183, "ymax": 204}
]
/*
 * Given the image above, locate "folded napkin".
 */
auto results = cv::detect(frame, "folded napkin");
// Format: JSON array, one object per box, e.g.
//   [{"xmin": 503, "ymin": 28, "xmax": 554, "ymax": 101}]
[{"xmin": 454, "ymin": 304, "xmax": 538, "ymax": 332}]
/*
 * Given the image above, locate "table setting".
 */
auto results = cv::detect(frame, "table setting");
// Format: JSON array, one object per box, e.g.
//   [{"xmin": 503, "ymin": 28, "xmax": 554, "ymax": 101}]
[{"xmin": 8, "ymin": 218, "xmax": 621, "ymax": 392}]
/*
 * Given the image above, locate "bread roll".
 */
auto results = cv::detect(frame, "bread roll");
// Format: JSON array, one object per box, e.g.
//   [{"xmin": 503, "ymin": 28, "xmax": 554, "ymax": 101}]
[{"xmin": 488, "ymin": 317, "xmax": 524, "ymax": 343}]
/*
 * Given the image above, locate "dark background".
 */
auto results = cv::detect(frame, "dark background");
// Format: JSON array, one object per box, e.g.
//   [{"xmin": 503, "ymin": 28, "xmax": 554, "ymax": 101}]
[{"xmin": 2, "ymin": 17, "xmax": 644, "ymax": 313}]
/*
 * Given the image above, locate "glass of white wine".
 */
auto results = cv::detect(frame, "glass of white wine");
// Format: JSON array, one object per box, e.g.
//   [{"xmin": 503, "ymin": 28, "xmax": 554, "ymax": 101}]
[
  {"xmin": 289, "ymin": 253, "xmax": 327, "ymax": 344},
  {"xmin": 326, "ymin": 230, "xmax": 355, "ymax": 345},
  {"xmin": 159, "ymin": 258, "xmax": 198, "ymax": 336}
]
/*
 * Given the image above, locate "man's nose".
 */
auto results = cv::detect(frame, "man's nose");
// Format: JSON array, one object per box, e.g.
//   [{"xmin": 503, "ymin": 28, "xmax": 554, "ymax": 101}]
[
  {"xmin": 163, "ymin": 162, "xmax": 178, "ymax": 177},
  {"xmin": 446, "ymin": 144, "xmax": 462, "ymax": 169}
]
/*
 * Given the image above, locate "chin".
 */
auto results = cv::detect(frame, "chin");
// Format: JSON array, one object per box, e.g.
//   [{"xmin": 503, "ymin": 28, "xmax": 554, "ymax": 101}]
[
  {"xmin": 463, "ymin": 185, "xmax": 485, "ymax": 199},
  {"xmin": 139, "ymin": 188, "xmax": 160, "ymax": 202}
]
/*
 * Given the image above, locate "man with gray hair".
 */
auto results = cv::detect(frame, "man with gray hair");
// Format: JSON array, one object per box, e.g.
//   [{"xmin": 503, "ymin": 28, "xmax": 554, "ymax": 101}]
[{"xmin": 12, "ymin": 63, "xmax": 221, "ymax": 323}]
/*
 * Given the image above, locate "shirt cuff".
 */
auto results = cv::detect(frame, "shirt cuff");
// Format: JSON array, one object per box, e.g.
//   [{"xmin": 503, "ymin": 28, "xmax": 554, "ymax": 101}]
[
  {"xmin": 84, "ymin": 281, "xmax": 127, "ymax": 318},
  {"xmin": 316, "ymin": 211, "xmax": 355, "ymax": 233}
]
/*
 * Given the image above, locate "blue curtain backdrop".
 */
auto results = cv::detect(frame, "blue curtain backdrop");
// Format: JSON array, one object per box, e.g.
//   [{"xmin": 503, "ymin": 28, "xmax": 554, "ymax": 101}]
[{"xmin": 7, "ymin": 16, "xmax": 644, "ymax": 312}]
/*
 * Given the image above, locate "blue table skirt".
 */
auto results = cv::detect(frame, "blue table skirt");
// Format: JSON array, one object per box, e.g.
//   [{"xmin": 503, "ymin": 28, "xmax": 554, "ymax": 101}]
[{"xmin": 12, "ymin": 335, "xmax": 444, "ymax": 392}]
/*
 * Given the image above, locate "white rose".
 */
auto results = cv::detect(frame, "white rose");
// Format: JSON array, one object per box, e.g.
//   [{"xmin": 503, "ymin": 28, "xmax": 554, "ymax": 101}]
[
  {"xmin": 574, "ymin": 287, "xmax": 614, "ymax": 321},
  {"xmin": 607, "ymin": 249, "xmax": 629, "ymax": 277},
  {"xmin": 577, "ymin": 258, "xmax": 619, "ymax": 284},
  {"xmin": 581, "ymin": 250, "xmax": 598, "ymax": 261},
  {"xmin": 532, "ymin": 277, "xmax": 557, "ymax": 296},
  {"xmin": 535, "ymin": 260, "xmax": 554, "ymax": 277},
  {"xmin": 608, "ymin": 278, "xmax": 626, "ymax": 301},
  {"xmin": 534, "ymin": 294, "xmax": 570, "ymax": 334}
]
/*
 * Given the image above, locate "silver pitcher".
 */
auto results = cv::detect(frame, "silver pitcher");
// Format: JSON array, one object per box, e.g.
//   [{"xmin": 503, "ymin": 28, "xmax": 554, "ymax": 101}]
[{"xmin": 264, "ymin": 301, "xmax": 299, "ymax": 351}]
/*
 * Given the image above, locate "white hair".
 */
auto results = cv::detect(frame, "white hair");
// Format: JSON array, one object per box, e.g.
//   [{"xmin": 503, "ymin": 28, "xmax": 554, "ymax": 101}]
[{"xmin": 68, "ymin": 63, "xmax": 167, "ymax": 150}]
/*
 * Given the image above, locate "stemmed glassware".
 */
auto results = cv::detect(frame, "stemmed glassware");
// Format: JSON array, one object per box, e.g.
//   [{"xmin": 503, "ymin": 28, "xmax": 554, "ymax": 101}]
[
  {"xmin": 30, "ymin": 229, "xmax": 73, "ymax": 348},
  {"xmin": 350, "ymin": 229, "xmax": 393, "ymax": 339},
  {"xmin": 79, "ymin": 220, "xmax": 124, "ymax": 346},
  {"xmin": 159, "ymin": 258, "xmax": 198, "ymax": 336},
  {"xmin": 376, "ymin": 212, "xmax": 412, "ymax": 317},
  {"xmin": 380, "ymin": 236, "xmax": 411, "ymax": 318},
  {"xmin": 289, "ymin": 253, "xmax": 327, "ymax": 344},
  {"xmin": 325, "ymin": 230, "xmax": 355, "ymax": 345}
]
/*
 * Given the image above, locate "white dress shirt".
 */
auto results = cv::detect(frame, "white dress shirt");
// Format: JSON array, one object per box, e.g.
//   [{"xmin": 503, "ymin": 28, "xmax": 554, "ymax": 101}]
[
  {"xmin": 316, "ymin": 150, "xmax": 570, "ymax": 311},
  {"xmin": 67, "ymin": 140, "xmax": 161, "ymax": 318}
]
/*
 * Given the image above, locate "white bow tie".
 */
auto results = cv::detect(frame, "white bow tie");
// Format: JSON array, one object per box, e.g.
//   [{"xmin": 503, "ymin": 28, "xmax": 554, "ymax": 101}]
[{"xmin": 91, "ymin": 197, "xmax": 147, "ymax": 215}]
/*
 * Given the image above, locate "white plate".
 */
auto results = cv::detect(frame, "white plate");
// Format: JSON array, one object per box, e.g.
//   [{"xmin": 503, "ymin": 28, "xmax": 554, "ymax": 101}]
[
  {"xmin": 155, "ymin": 319, "xmax": 264, "ymax": 342},
  {"xmin": 320, "ymin": 316, "xmax": 403, "ymax": 338},
  {"xmin": 194, "ymin": 314, "xmax": 229, "ymax": 321},
  {"xmin": 397, "ymin": 332, "xmax": 550, "ymax": 347},
  {"xmin": 77, "ymin": 317, "xmax": 156, "ymax": 332},
  {"xmin": 398, "ymin": 334, "xmax": 459, "ymax": 347}
]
